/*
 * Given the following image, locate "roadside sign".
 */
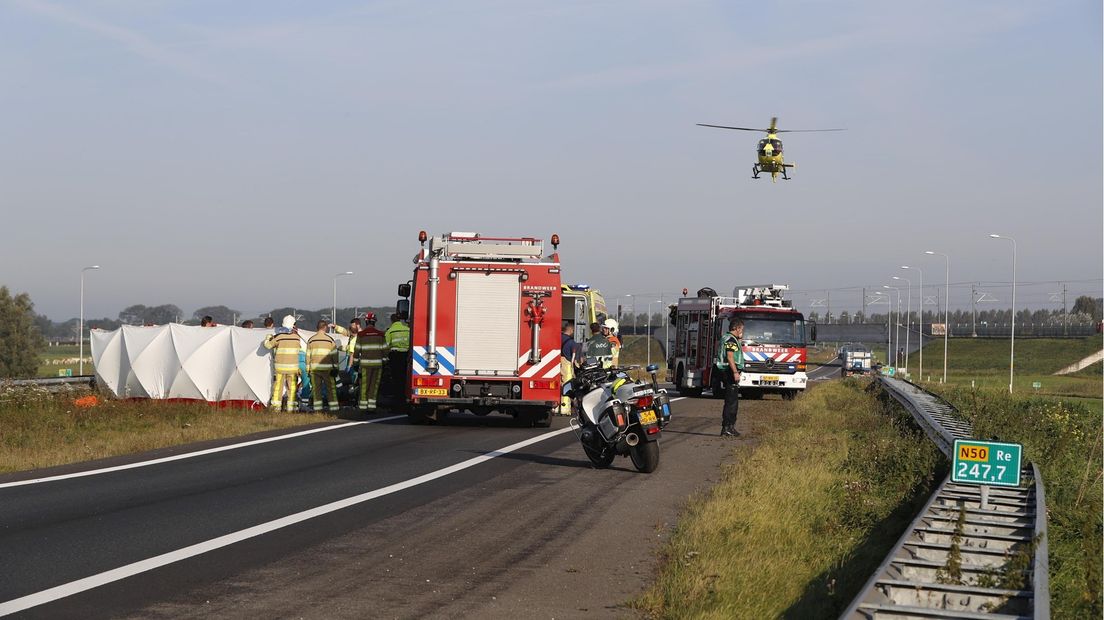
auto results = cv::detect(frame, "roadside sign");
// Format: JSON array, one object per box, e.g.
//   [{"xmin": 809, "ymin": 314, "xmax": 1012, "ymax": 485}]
[
  {"xmin": 58, "ymin": 368, "xmax": 73, "ymax": 377},
  {"xmin": 952, "ymin": 439, "xmax": 1022, "ymax": 487},
  {"xmin": 931, "ymin": 323, "xmax": 946, "ymax": 336},
  {"xmin": 1032, "ymin": 381, "xmax": 1041, "ymax": 390}
]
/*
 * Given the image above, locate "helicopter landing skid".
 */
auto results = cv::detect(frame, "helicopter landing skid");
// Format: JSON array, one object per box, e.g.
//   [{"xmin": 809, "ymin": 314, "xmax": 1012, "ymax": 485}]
[{"xmin": 752, "ymin": 165, "xmax": 761, "ymax": 179}]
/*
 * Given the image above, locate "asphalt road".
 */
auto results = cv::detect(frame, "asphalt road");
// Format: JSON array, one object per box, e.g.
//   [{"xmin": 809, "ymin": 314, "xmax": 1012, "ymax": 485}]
[{"xmin": 0, "ymin": 393, "xmax": 772, "ymax": 619}]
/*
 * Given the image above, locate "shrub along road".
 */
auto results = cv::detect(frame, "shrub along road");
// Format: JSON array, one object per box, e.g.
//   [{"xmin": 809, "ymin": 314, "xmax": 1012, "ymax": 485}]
[{"xmin": 0, "ymin": 393, "xmax": 798, "ymax": 619}]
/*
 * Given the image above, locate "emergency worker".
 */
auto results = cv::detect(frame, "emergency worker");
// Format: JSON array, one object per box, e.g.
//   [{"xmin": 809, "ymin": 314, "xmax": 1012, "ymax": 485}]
[
  {"xmin": 307, "ymin": 319, "xmax": 340, "ymax": 412},
  {"xmin": 384, "ymin": 313, "xmax": 410, "ymax": 400},
  {"xmin": 355, "ymin": 312, "xmax": 387, "ymax": 411},
  {"xmin": 263, "ymin": 315, "xmax": 304, "ymax": 412},
  {"xmin": 586, "ymin": 321, "xmax": 613, "ymax": 367},
  {"xmin": 716, "ymin": 318, "xmax": 745, "ymax": 437},
  {"xmin": 559, "ymin": 321, "xmax": 579, "ymax": 414},
  {"xmin": 603, "ymin": 318, "xmax": 621, "ymax": 366},
  {"xmin": 333, "ymin": 318, "xmax": 361, "ymax": 370}
]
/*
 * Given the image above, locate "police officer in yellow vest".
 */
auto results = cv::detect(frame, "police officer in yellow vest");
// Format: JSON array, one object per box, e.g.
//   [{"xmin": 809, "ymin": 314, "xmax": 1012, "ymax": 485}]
[
  {"xmin": 355, "ymin": 312, "xmax": 387, "ymax": 411},
  {"xmin": 307, "ymin": 319, "xmax": 340, "ymax": 412},
  {"xmin": 384, "ymin": 313, "xmax": 410, "ymax": 401},
  {"xmin": 264, "ymin": 315, "xmax": 305, "ymax": 412}
]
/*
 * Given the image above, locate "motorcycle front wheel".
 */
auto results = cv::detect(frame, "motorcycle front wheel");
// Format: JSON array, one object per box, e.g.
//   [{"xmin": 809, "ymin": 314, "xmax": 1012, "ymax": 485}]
[
  {"xmin": 582, "ymin": 442, "xmax": 615, "ymax": 468},
  {"xmin": 629, "ymin": 441, "xmax": 660, "ymax": 473}
]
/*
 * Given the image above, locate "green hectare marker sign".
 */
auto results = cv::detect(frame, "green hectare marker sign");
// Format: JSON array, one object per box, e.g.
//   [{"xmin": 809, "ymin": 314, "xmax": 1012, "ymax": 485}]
[{"xmin": 952, "ymin": 439, "xmax": 1022, "ymax": 487}]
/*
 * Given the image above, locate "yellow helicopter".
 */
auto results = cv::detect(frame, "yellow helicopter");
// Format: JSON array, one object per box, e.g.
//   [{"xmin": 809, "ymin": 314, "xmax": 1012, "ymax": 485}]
[{"xmin": 697, "ymin": 117, "xmax": 845, "ymax": 182}]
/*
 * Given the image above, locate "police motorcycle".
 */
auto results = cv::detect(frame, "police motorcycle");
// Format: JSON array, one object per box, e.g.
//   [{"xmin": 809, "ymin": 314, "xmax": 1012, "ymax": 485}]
[{"xmin": 569, "ymin": 360, "xmax": 672, "ymax": 473}]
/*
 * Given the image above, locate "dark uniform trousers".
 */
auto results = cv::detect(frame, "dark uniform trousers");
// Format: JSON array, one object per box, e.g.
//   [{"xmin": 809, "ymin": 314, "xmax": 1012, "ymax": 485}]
[{"xmin": 720, "ymin": 367, "xmax": 740, "ymax": 427}]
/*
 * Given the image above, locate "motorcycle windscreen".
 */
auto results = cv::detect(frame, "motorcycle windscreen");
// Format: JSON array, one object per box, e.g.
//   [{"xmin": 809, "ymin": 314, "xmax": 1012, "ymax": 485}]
[{"xmin": 454, "ymin": 272, "xmax": 521, "ymax": 375}]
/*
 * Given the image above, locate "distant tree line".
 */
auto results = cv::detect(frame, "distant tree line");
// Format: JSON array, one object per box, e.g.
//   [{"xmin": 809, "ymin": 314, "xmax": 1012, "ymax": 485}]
[
  {"xmin": 807, "ymin": 296, "xmax": 1102, "ymax": 326},
  {"xmin": 32, "ymin": 302, "xmax": 400, "ymax": 340}
]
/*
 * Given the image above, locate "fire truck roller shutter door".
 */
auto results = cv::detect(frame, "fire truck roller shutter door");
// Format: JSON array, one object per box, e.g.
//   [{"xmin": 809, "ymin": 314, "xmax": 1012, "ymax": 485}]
[{"xmin": 455, "ymin": 273, "xmax": 521, "ymax": 374}]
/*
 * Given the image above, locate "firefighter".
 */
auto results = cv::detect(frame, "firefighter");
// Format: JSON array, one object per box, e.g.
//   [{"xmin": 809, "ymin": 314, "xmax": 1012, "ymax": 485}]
[
  {"xmin": 355, "ymin": 312, "xmax": 387, "ymax": 411},
  {"xmin": 603, "ymin": 318, "xmax": 621, "ymax": 366},
  {"xmin": 384, "ymin": 312, "xmax": 410, "ymax": 401},
  {"xmin": 333, "ymin": 317, "xmax": 362, "ymax": 371},
  {"xmin": 307, "ymin": 319, "xmax": 340, "ymax": 412},
  {"xmin": 263, "ymin": 315, "xmax": 304, "ymax": 412}
]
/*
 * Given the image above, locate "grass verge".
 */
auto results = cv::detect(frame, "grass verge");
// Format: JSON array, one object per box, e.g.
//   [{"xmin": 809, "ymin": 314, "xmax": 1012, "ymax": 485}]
[
  {"xmin": 930, "ymin": 384, "xmax": 1103, "ymax": 617},
  {"xmin": 634, "ymin": 380, "xmax": 941, "ymax": 619},
  {"xmin": 0, "ymin": 384, "xmax": 336, "ymax": 474}
]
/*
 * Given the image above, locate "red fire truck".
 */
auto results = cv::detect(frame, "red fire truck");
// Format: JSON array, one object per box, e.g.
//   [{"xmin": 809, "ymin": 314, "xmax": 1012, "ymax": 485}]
[
  {"xmin": 670, "ymin": 285, "xmax": 813, "ymax": 400},
  {"xmin": 397, "ymin": 232, "xmax": 563, "ymax": 426}
]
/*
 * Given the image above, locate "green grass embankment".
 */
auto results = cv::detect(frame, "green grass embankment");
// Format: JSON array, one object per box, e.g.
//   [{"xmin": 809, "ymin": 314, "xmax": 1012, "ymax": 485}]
[
  {"xmin": 914, "ymin": 337, "xmax": 1102, "ymax": 403},
  {"xmin": 0, "ymin": 384, "xmax": 335, "ymax": 474},
  {"xmin": 930, "ymin": 384, "xmax": 1103, "ymax": 617},
  {"xmin": 635, "ymin": 380, "xmax": 941, "ymax": 619}
]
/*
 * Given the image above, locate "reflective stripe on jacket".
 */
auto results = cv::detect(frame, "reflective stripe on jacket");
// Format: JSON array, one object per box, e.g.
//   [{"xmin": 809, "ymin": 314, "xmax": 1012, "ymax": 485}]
[
  {"xmin": 307, "ymin": 332, "xmax": 339, "ymax": 371},
  {"xmin": 355, "ymin": 327, "xmax": 387, "ymax": 366},
  {"xmin": 265, "ymin": 332, "xmax": 304, "ymax": 373}
]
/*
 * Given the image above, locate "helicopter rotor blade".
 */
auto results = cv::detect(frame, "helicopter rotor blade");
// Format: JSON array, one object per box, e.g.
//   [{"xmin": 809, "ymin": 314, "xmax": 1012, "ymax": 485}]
[
  {"xmin": 774, "ymin": 128, "xmax": 847, "ymax": 133},
  {"xmin": 696, "ymin": 123, "xmax": 768, "ymax": 132}
]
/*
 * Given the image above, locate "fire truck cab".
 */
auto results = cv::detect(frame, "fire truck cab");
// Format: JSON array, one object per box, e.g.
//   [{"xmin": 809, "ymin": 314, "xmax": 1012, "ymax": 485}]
[
  {"xmin": 398, "ymin": 232, "xmax": 563, "ymax": 426},
  {"xmin": 671, "ymin": 284, "xmax": 811, "ymax": 400}
]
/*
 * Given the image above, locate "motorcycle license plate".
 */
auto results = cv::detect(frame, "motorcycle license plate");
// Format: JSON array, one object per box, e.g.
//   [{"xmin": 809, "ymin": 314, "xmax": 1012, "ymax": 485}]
[
  {"xmin": 639, "ymin": 409, "xmax": 658, "ymax": 425},
  {"xmin": 414, "ymin": 388, "xmax": 448, "ymax": 397}
]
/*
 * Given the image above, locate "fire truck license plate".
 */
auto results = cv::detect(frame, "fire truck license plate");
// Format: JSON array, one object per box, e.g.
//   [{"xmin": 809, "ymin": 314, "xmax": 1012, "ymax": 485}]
[
  {"xmin": 414, "ymin": 388, "xmax": 448, "ymax": 397},
  {"xmin": 638, "ymin": 410, "xmax": 657, "ymax": 425},
  {"xmin": 762, "ymin": 375, "xmax": 779, "ymax": 385}
]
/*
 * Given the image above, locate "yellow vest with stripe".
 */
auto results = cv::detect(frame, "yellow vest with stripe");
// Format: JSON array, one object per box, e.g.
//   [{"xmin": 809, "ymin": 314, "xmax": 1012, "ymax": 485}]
[
  {"xmin": 265, "ymin": 332, "xmax": 303, "ymax": 374},
  {"xmin": 384, "ymin": 322, "xmax": 410, "ymax": 353},
  {"xmin": 306, "ymin": 332, "xmax": 338, "ymax": 371},
  {"xmin": 355, "ymin": 328, "xmax": 386, "ymax": 366}
]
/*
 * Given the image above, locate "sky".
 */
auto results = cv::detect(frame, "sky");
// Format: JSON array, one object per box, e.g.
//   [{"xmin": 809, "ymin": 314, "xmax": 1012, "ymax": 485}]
[{"xmin": 1, "ymin": 0, "xmax": 1101, "ymax": 321}]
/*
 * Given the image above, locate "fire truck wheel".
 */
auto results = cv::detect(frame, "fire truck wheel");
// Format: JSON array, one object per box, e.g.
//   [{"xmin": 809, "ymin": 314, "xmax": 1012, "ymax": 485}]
[
  {"xmin": 782, "ymin": 390, "xmax": 798, "ymax": 401},
  {"xmin": 678, "ymin": 385, "xmax": 703, "ymax": 398},
  {"xmin": 533, "ymin": 410, "xmax": 553, "ymax": 428}
]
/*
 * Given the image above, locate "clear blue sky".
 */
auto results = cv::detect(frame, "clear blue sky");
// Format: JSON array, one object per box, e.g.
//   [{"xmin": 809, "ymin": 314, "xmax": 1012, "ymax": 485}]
[{"xmin": 2, "ymin": 0, "xmax": 1100, "ymax": 320}]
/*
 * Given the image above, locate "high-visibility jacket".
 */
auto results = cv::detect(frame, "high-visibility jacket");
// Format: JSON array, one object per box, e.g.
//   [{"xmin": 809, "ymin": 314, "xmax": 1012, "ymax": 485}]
[
  {"xmin": 355, "ymin": 326, "xmax": 387, "ymax": 366},
  {"xmin": 265, "ymin": 331, "xmax": 304, "ymax": 374},
  {"xmin": 306, "ymin": 331, "xmax": 339, "ymax": 372},
  {"xmin": 333, "ymin": 325, "xmax": 357, "ymax": 355},
  {"xmin": 384, "ymin": 321, "xmax": 410, "ymax": 353}
]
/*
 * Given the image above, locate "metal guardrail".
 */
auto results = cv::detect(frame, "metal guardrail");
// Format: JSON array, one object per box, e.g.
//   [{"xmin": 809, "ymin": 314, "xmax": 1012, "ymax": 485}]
[
  {"xmin": 841, "ymin": 377, "xmax": 1049, "ymax": 619},
  {"xmin": 2, "ymin": 375, "xmax": 97, "ymax": 389}
]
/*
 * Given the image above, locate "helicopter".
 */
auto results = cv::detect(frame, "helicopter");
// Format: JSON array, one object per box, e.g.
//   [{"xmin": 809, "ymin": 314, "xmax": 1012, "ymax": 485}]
[{"xmin": 697, "ymin": 117, "xmax": 844, "ymax": 182}]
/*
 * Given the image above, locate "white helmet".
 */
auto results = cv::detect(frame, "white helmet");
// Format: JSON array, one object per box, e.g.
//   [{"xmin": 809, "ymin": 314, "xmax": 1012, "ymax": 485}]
[
  {"xmin": 281, "ymin": 315, "xmax": 296, "ymax": 329},
  {"xmin": 602, "ymin": 318, "xmax": 619, "ymax": 334}
]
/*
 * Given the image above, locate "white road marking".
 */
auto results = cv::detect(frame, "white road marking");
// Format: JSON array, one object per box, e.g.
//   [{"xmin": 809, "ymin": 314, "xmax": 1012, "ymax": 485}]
[
  {"xmin": 0, "ymin": 415, "xmax": 407, "ymax": 490},
  {"xmin": 0, "ymin": 425, "xmax": 576, "ymax": 616}
]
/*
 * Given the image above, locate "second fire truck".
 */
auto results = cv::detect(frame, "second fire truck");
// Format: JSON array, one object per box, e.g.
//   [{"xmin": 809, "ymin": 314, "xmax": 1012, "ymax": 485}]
[{"xmin": 670, "ymin": 284, "xmax": 813, "ymax": 400}]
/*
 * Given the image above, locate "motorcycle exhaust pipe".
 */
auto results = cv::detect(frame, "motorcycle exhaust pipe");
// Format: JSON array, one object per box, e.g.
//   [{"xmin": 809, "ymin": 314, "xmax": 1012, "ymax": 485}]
[{"xmin": 625, "ymin": 432, "xmax": 640, "ymax": 447}]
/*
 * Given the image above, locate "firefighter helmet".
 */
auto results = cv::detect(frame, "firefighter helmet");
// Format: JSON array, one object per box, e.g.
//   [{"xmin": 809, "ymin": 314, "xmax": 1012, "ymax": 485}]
[
  {"xmin": 363, "ymin": 311, "xmax": 377, "ymax": 323},
  {"xmin": 281, "ymin": 315, "xmax": 296, "ymax": 329},
  {"xmin": 603, "ymin": 318, "xmax": 619, "ymax": 334}
]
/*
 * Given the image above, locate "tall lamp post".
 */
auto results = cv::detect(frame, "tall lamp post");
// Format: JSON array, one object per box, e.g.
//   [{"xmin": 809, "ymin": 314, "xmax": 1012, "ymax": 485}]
[
  {"xmin": 883, "ymin": 285, "xmax": 901, "ymax": 369},
  {"xmin": 901, "ymin": 265, "xmax": 924, "ymax": 380},
  {"xmin": 892, "ymin": 275, "xmax": 911, "ymax": 375},
  {"xmin": 989, "ymin": 234, "xmax": 1017, "ymax": 393},
  {"xmin": 925, "ymin": 251, "xmax": 950, "ymax": 384},
  {"xmin": 79, "ymin": 265, "xmax": 101, "ymax": 375},
  {"xmin": 646, "ymin": 299, "xmax": 661, "ymax": 365},
  {"xmin": 625, "ymin": 294, "xmax": 636, "ymax": 335},
  {"xmin": 332, "ymin": 271, "xmax": 354, "ymax": 326}
]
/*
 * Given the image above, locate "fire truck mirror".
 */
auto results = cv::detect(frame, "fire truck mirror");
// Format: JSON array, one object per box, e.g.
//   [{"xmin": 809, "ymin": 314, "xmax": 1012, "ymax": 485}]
[
  {"xmin": 397, "ymin": 283, "xmax": 412, "ymax": 298},
  {"xmin": 809, "ymin": 321, "xmax": 817, "ymax": 343},
  {"xmin": 396, "ymin": 299, "xmax": 410, "ymax": 321}
]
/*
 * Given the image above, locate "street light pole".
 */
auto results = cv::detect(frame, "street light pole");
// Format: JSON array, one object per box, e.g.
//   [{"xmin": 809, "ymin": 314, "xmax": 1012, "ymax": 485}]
[
  {"xmin": 883, "ymin": 285, "xmax": 901, "ymax": 369},
  {"xmin": 79, "ymin": 265, "xmax": 101, "ymax": 375},
  {"xmin": 925, "ymin": 251, "xmax": 950, "ymax": 384},
  {"xmin": 989, "ymin": 234, "xmax": 1017, "ymax": 393},
  {"xmin": 647, "ymin": 299, "xmax": 655, "ymax": 365},
  {"xmin": 332, "ymin": 271, "xmax": 354, "ymax": 327},
  {"xmin": 901, "ymin": 265, "xmax": 924, "ymax": 380},
  {"xmin": 893, "ymin": 275, "xmax": 911, "ymax": 375},
  {"xmin": 624, "ymin": 294, "xmax": 636, "ymax": 335}
]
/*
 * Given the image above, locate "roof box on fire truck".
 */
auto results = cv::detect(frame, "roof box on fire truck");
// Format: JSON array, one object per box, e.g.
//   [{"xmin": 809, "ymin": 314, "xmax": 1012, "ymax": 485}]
[
  {"xmin": 731, "ymin": 285, "xmax": 793, "ymax": 308},
  {"xmin": 430, "ymin": 232, "xmax": 545, "ymax": 261}
]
